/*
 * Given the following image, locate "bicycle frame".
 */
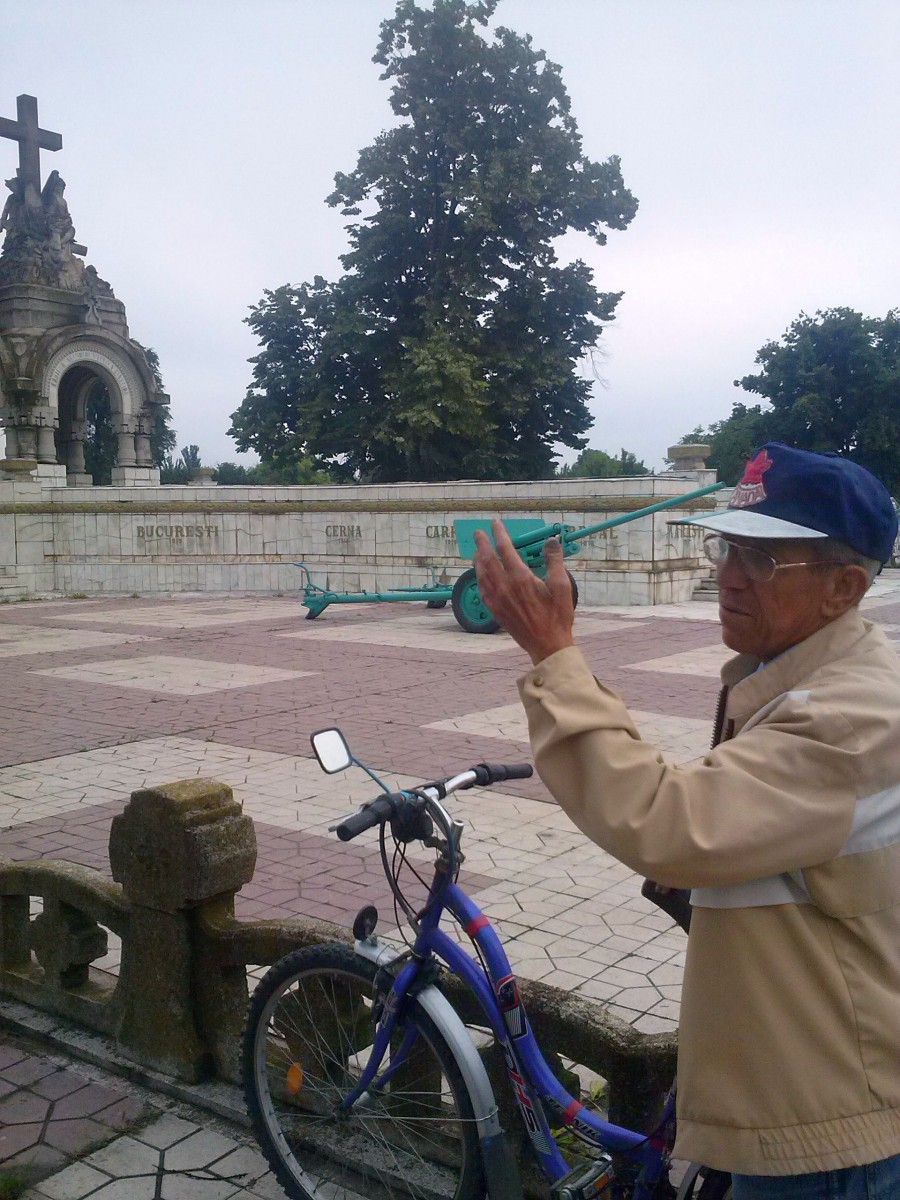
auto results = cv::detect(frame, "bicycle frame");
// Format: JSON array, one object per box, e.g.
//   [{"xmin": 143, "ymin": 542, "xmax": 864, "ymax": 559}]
[{"xmin": 339, "ymin": 872, "xmax": 672, "ymax": 1198}]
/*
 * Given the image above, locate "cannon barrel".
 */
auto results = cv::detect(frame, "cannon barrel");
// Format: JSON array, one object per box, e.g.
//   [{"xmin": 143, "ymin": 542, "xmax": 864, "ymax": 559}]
[
  {"xmin": 561, "ymin": 480, "xmax": 727, "ymax": 545},
  {"xmin": 504, "ymin": 482, "xmax": 727, "ymax": 556}
]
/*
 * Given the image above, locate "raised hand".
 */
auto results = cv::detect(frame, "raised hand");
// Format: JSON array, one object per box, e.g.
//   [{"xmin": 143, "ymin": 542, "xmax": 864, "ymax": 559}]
[{"xmin": 473, "ymin": 519, "xmax": 576, "ymax": 665}]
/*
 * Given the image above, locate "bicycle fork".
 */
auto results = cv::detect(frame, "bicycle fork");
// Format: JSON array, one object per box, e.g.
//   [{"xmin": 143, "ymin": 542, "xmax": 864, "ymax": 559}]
[{"xmin": 353, "ymin": 938, "xmax": 525, "ymax": 1200}]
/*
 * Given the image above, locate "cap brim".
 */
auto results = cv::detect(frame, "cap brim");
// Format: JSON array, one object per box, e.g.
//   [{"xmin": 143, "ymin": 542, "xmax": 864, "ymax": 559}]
[{"xmin": 668, "ymin": 510, "xmax": 828, "ymax": 539}]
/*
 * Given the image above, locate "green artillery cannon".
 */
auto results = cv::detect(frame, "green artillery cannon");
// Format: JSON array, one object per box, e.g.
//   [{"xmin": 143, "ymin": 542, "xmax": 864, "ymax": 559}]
[
  {"xmin": 297, "ymin": 480, "xmax": 727, "ymax": 632},
  {"xmin": 296, "ymin": 562, "xmax": 454, "ymax": 620}
]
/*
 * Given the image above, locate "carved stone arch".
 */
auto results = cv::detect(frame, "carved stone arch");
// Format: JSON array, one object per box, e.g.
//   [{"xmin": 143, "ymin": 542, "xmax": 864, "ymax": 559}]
[{"xmin": 40, "ymin": 341, "xmax": 143, "ymax": 420}]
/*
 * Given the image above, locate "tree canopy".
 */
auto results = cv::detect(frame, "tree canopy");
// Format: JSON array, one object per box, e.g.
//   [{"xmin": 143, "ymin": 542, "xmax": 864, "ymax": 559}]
[
  {"xmin": 558, "ymin": 446, "xmax": 649, "ymax": 478},
  {"xmin": 229, "ymin": 0, "xmax": 637, "ymax": 482},
  {"xmin": 683, "ymin": 309, "xmax": 900, "ymax": 491}
]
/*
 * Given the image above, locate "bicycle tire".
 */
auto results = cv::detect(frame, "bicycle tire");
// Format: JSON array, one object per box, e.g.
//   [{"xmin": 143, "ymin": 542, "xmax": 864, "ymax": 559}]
[{"xmin": 243, "ymin": 943, "xmax": 485, "ymax": 1200}]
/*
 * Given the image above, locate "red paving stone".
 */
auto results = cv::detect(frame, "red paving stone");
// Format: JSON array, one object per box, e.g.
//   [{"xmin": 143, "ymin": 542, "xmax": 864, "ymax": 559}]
[{"xmin": 0, "ymin": 1035, "xmax": 152, "ymax": 1178}]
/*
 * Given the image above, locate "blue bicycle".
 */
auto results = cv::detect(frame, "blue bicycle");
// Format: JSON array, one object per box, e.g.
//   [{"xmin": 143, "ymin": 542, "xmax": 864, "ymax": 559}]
[{"xmin": 242, "ymin": 728, "xmax": 731, "ymax": 1200}]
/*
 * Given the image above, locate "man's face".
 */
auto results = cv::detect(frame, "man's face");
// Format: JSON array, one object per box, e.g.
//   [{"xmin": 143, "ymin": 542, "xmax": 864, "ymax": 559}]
[{"xmin": 714, "ymin": 536, "xmax": 839, "ymax": 661}]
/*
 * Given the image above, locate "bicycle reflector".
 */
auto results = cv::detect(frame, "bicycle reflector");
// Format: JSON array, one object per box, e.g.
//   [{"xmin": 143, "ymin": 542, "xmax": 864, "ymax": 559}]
[{"xmin": 286, "ymin": 1063, "xmax": 304, "ymax": 1095}]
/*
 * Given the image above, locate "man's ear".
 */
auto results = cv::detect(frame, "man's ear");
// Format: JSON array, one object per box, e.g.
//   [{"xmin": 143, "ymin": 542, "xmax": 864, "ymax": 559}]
[{"xmin": 821, "ymin": 564, "xmax": 871, "ymax": 617}]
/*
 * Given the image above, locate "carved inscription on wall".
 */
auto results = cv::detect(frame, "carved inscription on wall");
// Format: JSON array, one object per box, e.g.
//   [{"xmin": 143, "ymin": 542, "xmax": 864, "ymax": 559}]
[{"xmin": 136, "ymin": 523, "xmax": 220, "ymax": 551}]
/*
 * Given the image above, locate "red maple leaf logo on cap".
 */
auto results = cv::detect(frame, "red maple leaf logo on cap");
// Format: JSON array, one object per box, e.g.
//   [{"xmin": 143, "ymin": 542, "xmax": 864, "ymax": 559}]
[
  {"xmin": 729, "ymin": 448, "xmax": 773, "ymax": 508},
  {"xmin": 740, "ymin": 449, "xmax": 773, "ymax": 486}
]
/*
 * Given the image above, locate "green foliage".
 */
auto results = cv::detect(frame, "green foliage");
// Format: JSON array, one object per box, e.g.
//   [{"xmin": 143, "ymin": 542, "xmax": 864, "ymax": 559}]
[
  {"xmin": 213, "ymin": 457, "xmax": 332, "ymax": 485},
  {"xmin": 675, "ymin": 404, "xmax": 769, "ymax": 485},
  {"xmin": 159, "ymin": 444, "xmax": 202, "ymax": 484},
  {"xmin": 735, "ymin": 307, "xmax": 900, "ymax": 494},
  {"xmin": 0, "ymin": 1171, "xmax": 25, "ymax": 1199},
  {"xmin": 558, "ymin": 446, "xmax": 649, "ymax": 477},
  {"xmin": 684, "ymin": 309, "xmax": 900, "ymax": 491},
  {"xmin": 135, "ymin": 344, "xmax": 177, "ymax": 468},
  {"xmin": 82, "ymin": 380, "xmax": 117, "ymax": 485},
  {"xmin": 230, "ymin": 0, "xmax": 637, "ymax": 482}
]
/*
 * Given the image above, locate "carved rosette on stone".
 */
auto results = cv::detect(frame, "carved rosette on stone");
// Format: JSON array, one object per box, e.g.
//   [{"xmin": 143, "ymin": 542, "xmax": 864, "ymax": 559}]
[{"xmin": 109, "ymin": 778, "xmax": 257, "ymax": 1081}]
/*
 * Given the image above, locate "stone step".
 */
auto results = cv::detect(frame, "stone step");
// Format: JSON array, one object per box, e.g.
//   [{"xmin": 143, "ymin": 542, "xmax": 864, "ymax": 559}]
[
  {"xmin": 692, "ymin": 576, "xmax": 719, "ymax": 601},
  {"xmin": 0, "ymin": 566, "xmax": 27, "ymax": 599}
]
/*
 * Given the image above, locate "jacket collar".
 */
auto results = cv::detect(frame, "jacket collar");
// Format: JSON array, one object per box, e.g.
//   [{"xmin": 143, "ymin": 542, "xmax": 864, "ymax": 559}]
[{"xmin": 721, "ymin": 607, "xmax": 872, "ymax": 720}]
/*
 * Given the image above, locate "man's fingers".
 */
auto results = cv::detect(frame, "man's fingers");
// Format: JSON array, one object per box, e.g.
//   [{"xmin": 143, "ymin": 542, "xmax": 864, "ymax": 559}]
[
  {"xmin": 490, "ymin": 519, "xmax": 529, "ymax": 574},
  {"xmin": 543, "ymin": 538, "xmax": 575, "ymax": 607}
]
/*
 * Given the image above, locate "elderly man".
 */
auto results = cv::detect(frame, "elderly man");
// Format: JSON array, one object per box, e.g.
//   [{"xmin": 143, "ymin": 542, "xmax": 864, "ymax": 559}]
[{"xmin": 473, "ymin": 443, "xmax": 900, "ymax": 1199}]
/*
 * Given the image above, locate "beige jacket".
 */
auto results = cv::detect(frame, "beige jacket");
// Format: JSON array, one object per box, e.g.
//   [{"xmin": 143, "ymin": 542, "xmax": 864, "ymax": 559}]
[{"xmin": 519, "ymin": 608, "xmax": 900, "ymax": 1175}]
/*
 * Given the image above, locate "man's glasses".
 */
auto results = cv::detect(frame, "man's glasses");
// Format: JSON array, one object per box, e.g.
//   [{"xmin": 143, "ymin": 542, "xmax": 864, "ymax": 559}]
[{"xmin": 702, "ymin": 535, "xmax": 844, "ymax": 583}]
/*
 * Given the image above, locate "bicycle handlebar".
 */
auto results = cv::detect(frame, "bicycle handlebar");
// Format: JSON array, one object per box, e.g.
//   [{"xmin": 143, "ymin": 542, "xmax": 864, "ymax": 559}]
[
  {"xmin": 331, "ymin": 762, "xmax": 533, "ymax": 842},
  {"xmin": 335, "ymin": 792, "xmax": 406, "ymax": 842},
  {"xmin": 472, "ymin": 762, "xmax": 533, "ymax": 784}
]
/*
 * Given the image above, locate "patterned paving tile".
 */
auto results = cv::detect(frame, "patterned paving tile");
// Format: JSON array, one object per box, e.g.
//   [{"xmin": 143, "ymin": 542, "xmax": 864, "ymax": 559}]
[
  {"xmin": 57, "ymin": 599, "xmax": 303, "ymax": 628},
  {"xmin": 426, "ymin": 702, "xmax": 712, "ymax": 764},
  {"xmin": 624, "ymin": 642, "xmax": 734, "ymax": 677},
  {"xmin": 277, "ymin": 610, "xmax": 520, "ymax": 653},
  {"xmin": 0, "ymin": 627, "xmax": 154, "ymax": 659},
  {"xmin": 30, "ymin": 656, "xmax": 317, "ymax": 695}
]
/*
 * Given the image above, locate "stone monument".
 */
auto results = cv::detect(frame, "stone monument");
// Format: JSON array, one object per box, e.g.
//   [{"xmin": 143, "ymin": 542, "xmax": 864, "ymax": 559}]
[{"xmin": 0, "ymin": 94, "xmax": 168, "ymax": 485}]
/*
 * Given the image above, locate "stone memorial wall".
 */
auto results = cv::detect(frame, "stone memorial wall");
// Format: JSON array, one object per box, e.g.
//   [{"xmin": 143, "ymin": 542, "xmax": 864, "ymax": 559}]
[{"xmin": 0, "ymin": 464, "xmax": 717, "ymax": 605}]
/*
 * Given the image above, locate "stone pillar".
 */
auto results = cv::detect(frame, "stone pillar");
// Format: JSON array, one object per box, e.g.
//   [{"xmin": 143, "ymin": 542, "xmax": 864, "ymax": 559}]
[
  {"xmin": 3, "ymin": 425, "xmax": 19, "ymax": 458},
  {"xmin": 16, "ymin": 424, "xmax": 37, "ymax": 459},
  {"xmin": 115, "ymin": 423, "xmax": 137, "ymax": 467},
  {"xmin": 134, "ymin": 426, "xmax": 152, "ymax": 467},
  {"xmin": 64, "ymin": 420, "xmax": 93, "ymax": 487},
  {"xmin": 66, "ymin": 421, "xmax": 86, "ymax": 472},
  {"xmin": 108, "ymin": 777, "xmax": 257, "ymax": 1081},
  {"xmin": 36, "ymin": 415, "xmax": 57, "ymax": 465}
]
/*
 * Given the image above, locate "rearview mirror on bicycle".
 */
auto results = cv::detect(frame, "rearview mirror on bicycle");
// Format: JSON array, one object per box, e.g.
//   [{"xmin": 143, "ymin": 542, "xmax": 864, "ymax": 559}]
[{"xmin": 309, "ymin": 726, "xmax": 352, "ymax": 774}]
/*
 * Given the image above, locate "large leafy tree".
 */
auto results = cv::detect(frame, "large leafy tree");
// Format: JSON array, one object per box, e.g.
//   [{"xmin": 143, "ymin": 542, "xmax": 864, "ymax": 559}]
[
  {"xmin": 230, "ymin": 0, "xmax": 637, "ymax": 482},
  {"xmin": 684, "ymin": 309, "xmax": 900, "ymax": 490},
  {"xmin": 738, "ymin": 308, "xmax": 900, "ymax": 492}
]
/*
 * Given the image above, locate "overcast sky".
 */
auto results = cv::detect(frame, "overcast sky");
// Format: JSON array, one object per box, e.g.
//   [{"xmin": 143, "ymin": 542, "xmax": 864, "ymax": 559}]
[{"xmin": 5, "ymin": 0, "xmax": 898, "ymax": 472}]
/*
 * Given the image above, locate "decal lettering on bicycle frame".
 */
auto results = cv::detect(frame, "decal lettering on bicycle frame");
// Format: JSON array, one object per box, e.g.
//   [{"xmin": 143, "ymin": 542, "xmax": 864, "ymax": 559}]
[
  {"xmin": 495, "ymin": 972, "xmax": 526, "ymax": 1039},
  {"xmin": 501, "ymin": 1039, "xmax": 550, "ymax": 1155},
  {"xmin": 568, "ymin": 1114, "xmax": 607, "ymax": 1148}
]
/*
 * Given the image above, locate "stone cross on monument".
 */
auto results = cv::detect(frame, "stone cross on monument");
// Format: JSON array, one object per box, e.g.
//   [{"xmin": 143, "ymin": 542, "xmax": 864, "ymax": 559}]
[{"xmin": 0, "ymin": 94, "xmax": 62, "ymax": 194}]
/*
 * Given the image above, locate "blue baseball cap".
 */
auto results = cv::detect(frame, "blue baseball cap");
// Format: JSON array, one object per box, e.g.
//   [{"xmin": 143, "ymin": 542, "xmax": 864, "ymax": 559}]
[{"xmin": 670, "ymin": 442, "xmax": 898, "ymax": 563}]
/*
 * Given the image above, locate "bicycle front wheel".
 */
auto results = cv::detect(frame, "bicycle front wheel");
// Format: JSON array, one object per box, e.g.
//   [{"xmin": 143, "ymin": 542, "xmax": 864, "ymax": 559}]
[{"xmin": 242, "ymin": 943, "xmax": 485, "ymax": 1200}]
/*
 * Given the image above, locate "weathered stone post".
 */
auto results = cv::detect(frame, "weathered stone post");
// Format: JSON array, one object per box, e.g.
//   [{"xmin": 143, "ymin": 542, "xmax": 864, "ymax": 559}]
[
  {"xmin": 108, "ymin": 778, "xmax": 256, "ymax": 1082},
  {"xmin": 666, "ymin": 443, "xmax": 711, "ymax": 473}
]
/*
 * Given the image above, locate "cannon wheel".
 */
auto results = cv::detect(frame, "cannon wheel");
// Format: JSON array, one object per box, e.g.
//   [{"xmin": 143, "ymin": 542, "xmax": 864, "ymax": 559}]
[
  {"xmin": 451, "ymin": 569, "xmax": 500, "ymax": 634},
  {"xmin": 568, "ymin": 572, "xmax": 579, "ymax": 608}
]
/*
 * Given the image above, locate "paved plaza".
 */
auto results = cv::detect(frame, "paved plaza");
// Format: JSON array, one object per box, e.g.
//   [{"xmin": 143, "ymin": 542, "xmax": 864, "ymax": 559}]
[{"xmin": 2, "ymin": 577, "xmax": 900, "ymax": 1194}]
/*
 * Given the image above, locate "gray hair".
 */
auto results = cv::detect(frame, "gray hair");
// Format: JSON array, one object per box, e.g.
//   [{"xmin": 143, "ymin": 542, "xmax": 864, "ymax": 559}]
[{"xmin": 810, "ymin": 537, "xmax": 881, "ymax": 587}]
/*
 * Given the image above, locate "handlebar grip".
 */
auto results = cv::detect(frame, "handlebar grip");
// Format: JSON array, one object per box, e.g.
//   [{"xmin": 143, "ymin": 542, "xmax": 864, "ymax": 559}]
[
  {"xmin": 473, "ymin": 762, "xmax": 534, "ymax": 785},
  {"xmin": 335, "ymin": 793, "xmax": 402, "ymax": 842}
]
